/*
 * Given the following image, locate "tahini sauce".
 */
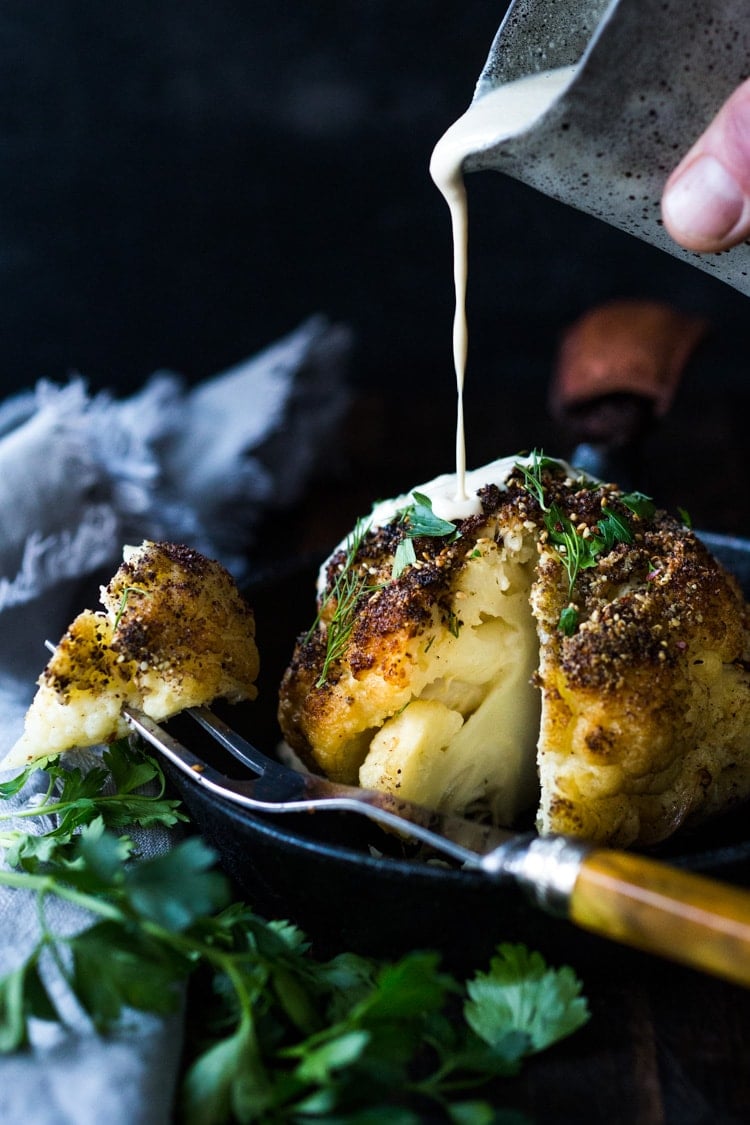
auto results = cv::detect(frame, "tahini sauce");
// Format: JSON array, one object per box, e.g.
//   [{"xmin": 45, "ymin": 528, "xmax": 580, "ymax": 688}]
[
  {"xmin": 427, "ymin": 65, "xmax": 578, "ymax": 520},
  {"xmin": 319, "ymin": 66, "xmax": 581, "ymax": 579}
]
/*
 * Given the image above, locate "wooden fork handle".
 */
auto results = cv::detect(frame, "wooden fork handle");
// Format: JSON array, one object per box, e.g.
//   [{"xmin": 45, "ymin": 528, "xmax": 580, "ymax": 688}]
[{"xmin": 570, "ymin": 849, "xmax": 750, "ymax": 987}]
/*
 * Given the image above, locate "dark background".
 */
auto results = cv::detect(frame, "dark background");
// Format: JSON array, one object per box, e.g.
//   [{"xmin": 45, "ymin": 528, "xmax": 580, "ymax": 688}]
[
  {"xmin": 1, "ymin": 1, "xmax": 748, "ymax": 529},
  {"xmin": 4, "ymin": 12, "xmax": 750, "ymax": 1120}
]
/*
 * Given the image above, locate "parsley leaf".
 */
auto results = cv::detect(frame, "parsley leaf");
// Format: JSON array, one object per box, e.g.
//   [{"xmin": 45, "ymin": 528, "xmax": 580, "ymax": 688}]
[
  {"xmin": 0, "ymin": 956, "xmax": 59, "ymax": 1051},
  {"xmin": 596, "ymin": 507, "xmax": 633, "ymax": 553},
  {"xmin": 465, "ymin": 943, "xmax": 589, "ymax": 1057},
  {"xmin": 558, "ymin": 605, "xmax": 579, "ymax": 636},
  {"xmin": 0, "ymin": 739, "xmax": 185, "ymax": 869},
  {"xmin": 402, "ymin": 492, "xmax": 461, "ymax": 539},
  {"xmin": 0, "ymin": 746, "xmax": 589, "ymax": 1122},
  {"xmin": 392, "ymin": 538, "xmax": 417, "ymax": 580},
  {"xmin": 392, "ymin": 492, "xmax": 461, "ymax": 578},
  {"xmin": 124, "ymin": 835, "xmax": 227, "ymax": 931},
  {"xmin": 620, "ymin": 491, "xmax": 656, "ymax": 521},
  {"xmin": 0, "ymin": 759, "xmax": 55, "ymax": 799},
  {"xmin": 71, "ymin": 920, "xmax": 186, "ymax": 1027}
]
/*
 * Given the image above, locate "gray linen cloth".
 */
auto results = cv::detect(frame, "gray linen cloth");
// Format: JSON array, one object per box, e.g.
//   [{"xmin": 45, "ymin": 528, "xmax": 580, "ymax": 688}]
[{"xmin": 0, "ymin": 316, "xmax": 350, "ymax": 1124}]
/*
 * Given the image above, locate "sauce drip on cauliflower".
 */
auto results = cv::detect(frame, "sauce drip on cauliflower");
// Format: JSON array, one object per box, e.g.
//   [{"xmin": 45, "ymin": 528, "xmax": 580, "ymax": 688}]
[{"xmin": 279, "ymin": 456, "xmax": 750, "ymax": 847}]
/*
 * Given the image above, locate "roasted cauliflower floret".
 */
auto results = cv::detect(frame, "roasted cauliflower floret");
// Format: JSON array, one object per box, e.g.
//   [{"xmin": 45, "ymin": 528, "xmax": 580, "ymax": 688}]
[
  {"xmin": 533, "ymin": 513, "xmax": 750, "ymax": 845},
  {"xmin": 279, "ymin": 455, "xmax": 750, "ymax": 847},
  {"xmin": 4, "ymin": 541, "xmax": 259, "ymax": 768},
  {"xmin": 279, "ymin": 470, "xmax": 545, "ymax": 827}
]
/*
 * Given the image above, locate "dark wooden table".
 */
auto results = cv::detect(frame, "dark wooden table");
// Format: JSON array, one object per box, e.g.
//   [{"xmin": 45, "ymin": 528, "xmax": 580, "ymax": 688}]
[{"xmin": 248, "ymin": 369, "xmax": 750, "ymax": 1125}]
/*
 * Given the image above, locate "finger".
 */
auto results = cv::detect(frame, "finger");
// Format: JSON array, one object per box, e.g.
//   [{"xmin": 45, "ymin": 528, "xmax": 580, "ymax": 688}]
[{"xmin": 661, "ymin": 77, "xmax": 750, "ymax": 253}]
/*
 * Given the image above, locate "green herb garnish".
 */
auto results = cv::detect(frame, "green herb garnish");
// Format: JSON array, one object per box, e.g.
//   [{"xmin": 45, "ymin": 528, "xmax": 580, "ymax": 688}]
[
  {"xmin": 620, "ymin": 491, "xmax": 656, "ymax": 521},
  {"xmin": 309, "ymin": 495, "xmax": 464, "ymax": 682},
  {"xmin": 0, "ymin": 748, "xmax": 590, "ymax": 1121},
  {"xmin": 515, "ymin": 452, "xmax": 654, "ymax": 634},
  {"xmin": 558, "ymin": 605, "xmax": 579, "ymax": 637},
  {"xmin": 0, "ymin": 739, "xmax": 185, "ymax": 868},
  {"xmin": 447, "ymin": 609, "xmax": 462, "ymax": 638},
  {"xmin": 392, "ymin": 491, "xmax": 461, "ymax": 579},
  {"xmin": 112, "ymin": 585, "xmax": 149, "ymax": 633},
  {"xmin": 401, "ymin": 491, "xmax": 460, "ymax": 538},
  {"xmin": 392, "ymin": 537, "xmax": 417, "ymax": 578},
  {"xmin": 514, "ymin": 452, "xmax": 566, "ymax": 509},
  {"xmin": 307, "ymin": 518, "xmax": 382, "ymax": 688}
]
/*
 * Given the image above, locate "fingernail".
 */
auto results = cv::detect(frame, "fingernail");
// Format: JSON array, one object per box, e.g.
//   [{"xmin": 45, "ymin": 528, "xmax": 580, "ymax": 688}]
[{"xmin": 663, "ymin": 154, "xmax": 744, "ymax": 244}]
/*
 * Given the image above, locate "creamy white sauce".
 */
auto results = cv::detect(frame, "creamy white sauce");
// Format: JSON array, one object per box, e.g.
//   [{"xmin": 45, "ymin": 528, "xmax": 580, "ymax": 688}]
[
  {"xmin": 366, "ymin": 451, "xmax": 581, "ymax": 532},
  {"xmin": 368, "ymin": 454, "xmax": 525, "ymax": 530},
  {"xmin": 319, "ymin": 449, "xmax": 584, "ymax": 596},
  {"xmin": 319, "ymin": 67, "xmax": 583, "ymax": 593},
  {"xmin": 428, "ymin": 65, "xmax": 578, "ymax": 520},
  {"xmin": 318, "ymin": 454, "xmax": 529, "ymax": 595}
]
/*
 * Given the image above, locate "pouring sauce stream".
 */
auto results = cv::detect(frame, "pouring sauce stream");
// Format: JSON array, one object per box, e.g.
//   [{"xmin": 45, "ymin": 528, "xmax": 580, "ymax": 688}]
[{"xmin": 429, "ymin": 66, "xmax": 578, "ymax": 519}]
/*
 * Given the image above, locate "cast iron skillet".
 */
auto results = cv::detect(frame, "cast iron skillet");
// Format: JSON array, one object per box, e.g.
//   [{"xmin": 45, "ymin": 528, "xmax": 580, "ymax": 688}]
[{"xmin": 163, "ymin": 532, "xmax": 750, "ymax": 969}]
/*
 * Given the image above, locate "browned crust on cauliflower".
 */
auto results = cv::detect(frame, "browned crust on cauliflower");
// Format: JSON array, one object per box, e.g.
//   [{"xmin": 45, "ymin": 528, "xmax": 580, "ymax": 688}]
[
  {"xmin": 102, "ymin": 540, "xmax": 259, "ymax": 701},
  {"xmin": 5, "ymin": 541, "xmax": 259, "ymax": 767},
  {"xmin": 279, "ymin": 509, "xmax": 517, "ymax": 781},
  {"xmin": 528, "ymin": 493, "xmax": 750, "ymax": 845},
  {"xmin": 278, "ymin": 460, "xmax": 750, "ymax": 847}
]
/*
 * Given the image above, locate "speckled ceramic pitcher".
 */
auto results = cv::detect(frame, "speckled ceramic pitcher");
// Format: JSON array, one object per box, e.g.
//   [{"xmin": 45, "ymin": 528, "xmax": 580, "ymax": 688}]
[{"xmin": 465, "ymin": 0, "xmax": 750, "ymax": 294}]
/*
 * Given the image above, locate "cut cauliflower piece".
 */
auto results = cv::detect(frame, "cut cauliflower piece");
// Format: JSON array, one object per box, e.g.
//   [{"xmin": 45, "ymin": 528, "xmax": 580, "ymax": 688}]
[
  {"xmin": 280, "ymin": 507, "xmax": 542, "ymax": 827},
  {"xmin": 4, "ymin": 541, "xmax": 259, "ymax": 768},
  {"xmin": 532, "ymin": 514, "xmax": 750, "ymax": 845},
  {"xmin": 278, "ymin": 454, "xmax": 750, "ymax": 847}
]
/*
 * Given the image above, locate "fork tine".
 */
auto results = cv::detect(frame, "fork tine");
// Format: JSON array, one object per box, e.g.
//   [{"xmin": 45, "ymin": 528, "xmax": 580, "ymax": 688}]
[
  {"xmin": 122, "ymin": 705, "xmax": 491, "ymax": 866},
  {"xmin": 123, "ymin": 705, "xmax": 311, "ymax": 803},
  {"xmin": 123, "ymin": 706, "xmax": 261, "ymax": 794},
  {"xmin": 187, "ymin": 706, "xmax": 285, "ymax": 776}
]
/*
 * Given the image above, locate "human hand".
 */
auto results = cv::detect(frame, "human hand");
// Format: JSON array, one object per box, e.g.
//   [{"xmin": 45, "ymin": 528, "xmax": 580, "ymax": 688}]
[{"xmin": 661, "ymin": 77, "xmax": 750, "ymax": 252}]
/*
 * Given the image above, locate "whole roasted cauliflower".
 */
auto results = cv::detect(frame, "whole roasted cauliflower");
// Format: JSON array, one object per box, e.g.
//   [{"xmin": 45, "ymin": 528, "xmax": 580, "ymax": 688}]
[
  {"xmin": 4, "ymin": 540, "xmax": 259, "ymax": 768},
  {"xmin": 278, "ymin": 454, "xmax": 750, "ymax": 847}
]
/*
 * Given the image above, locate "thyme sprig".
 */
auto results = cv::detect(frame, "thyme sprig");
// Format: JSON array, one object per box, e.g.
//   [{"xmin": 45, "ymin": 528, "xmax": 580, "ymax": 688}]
[{"xmin": 515, "ymin": 452, "xmax": 654, "ymax": 636}]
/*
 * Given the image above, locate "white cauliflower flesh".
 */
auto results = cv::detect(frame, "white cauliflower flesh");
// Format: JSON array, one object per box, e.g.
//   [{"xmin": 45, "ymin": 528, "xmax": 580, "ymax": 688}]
[
  {"xmin": 4, "ymin": 540, "xmax": 259, "ymax": 769},
  {"xmin": 358, "ymin": 533, "xmax": 541, "ymax": 826},
  {"xmin": 279, "ymin": 456, "xmax": 750, "ymax": 847}
]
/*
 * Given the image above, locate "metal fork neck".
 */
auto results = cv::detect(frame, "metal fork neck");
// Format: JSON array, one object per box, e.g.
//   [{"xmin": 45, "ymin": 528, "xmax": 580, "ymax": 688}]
[{"xmin": 481, "ymin": 833, "xmax": 591, "ymax": 916}]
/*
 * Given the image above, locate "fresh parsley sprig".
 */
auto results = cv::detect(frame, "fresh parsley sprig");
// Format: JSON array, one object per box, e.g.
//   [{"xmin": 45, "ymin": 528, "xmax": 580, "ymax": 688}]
[
  {"xmin": 0, "ymin": 821, "xmax": 228, "ymax": 1050},
  {"xmin": 392, "ymin": 492, "xmax": 461, "ymax": 579},
  {"xmin": 0, "ymin": 747, "xmax": 590, "ymax": 1124},
  {"xmin": 0, "ymin": 740, "xmax": 185, "ymax": 869},
  {"xmin": 2, "ymin": 826, "xmax": 590, "ymax": 1122}
]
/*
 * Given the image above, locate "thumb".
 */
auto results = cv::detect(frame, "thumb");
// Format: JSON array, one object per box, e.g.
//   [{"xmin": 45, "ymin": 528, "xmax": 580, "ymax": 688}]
[{"xmin": 661, "ymin": 77, "xmax": 750, "ymax": 253}]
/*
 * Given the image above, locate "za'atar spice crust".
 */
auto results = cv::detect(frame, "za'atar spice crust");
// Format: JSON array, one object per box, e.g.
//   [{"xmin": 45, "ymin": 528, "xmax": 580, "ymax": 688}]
[{"xmin": 279, "ymin": 457, "xmax": 750, "ymax": 847}]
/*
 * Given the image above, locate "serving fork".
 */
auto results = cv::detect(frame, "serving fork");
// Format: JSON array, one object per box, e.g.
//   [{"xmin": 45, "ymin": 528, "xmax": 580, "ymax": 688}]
[{"xmin": 124, "ymin": 705, "xmax": 750, "ymax": 989}]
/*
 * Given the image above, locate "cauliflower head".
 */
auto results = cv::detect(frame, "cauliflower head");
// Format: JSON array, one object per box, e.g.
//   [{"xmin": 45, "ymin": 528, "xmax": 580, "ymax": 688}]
[{"xmin": 279, "ymin": 455, "xmax": 750, "ymax": 847}]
